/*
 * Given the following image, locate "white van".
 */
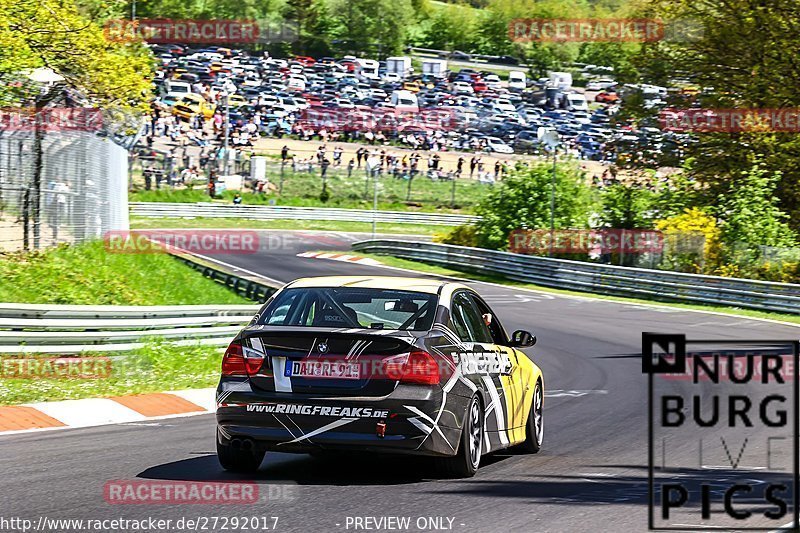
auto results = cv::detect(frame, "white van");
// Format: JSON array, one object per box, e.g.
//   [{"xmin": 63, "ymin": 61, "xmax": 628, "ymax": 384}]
[
  {"xmin": 421, "ymin": 59, "xmax": 448, "ymax": 78},
  {"xmin": 508, "ymin": 71, "xmax": 527, "ymax": 91},
  {"xmin": 162, "ymin": 80, "xmax": 191, "ymax": 97},
  {"xmin": 386, "ymin": 57, "xmax": 413, "ymax": 79},
  {"xmin": 390, "ymin": 90, "xmax": 419, "ymax": 112},
  {"xmin": 356, "ymin": 58, "xmax": 380, "ymax": 80},
  {"xmin": 547, "ymin": 71, "xmax": 573, "ymax": 90},
  {"xmin": 565, "ymin": 92, "xmax": 589, "ymax": 111}
]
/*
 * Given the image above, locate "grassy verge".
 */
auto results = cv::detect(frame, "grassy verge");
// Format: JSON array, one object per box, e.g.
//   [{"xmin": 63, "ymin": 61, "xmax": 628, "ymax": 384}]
[
  {"xmin": 129, "ymin": 173, "xmax": 487, "ymax": 214},
  {"xmin": 0, "ymin": 342, "xmax": 222, "ymax": 405},
  {"xmin": 0, "ymin": 240, "xmax": 250, "ymax": 305},
  {"xmin": 349, "ymin": 251, "xmax": 800, "ymax": 325},
  {"xmin": 130, "ymin": 216, "xmax": 452, "ymax": 236}
]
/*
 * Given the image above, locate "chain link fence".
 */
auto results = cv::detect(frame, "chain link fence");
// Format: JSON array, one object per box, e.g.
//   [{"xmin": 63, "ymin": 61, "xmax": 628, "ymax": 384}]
[{"xmin": 0, "ymin": 110, "xmax": 130, "ymax": 252}]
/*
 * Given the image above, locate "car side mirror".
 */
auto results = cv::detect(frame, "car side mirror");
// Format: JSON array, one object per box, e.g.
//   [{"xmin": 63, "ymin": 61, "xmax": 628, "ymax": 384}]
[{"xmin": 510, "ymin": 329, "xmax": 536, "ymax": 348}]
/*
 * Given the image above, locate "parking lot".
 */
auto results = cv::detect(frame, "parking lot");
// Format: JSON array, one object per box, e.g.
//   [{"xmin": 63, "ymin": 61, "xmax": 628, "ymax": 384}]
[{"xmin": 143, "ymin": 46, "xmax": 693, "ymax": 191}]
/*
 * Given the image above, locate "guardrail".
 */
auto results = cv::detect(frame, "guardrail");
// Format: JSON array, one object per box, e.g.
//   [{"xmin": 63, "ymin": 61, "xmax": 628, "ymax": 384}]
[
  {"xmin": 0, "ymin": 307, "xmax": 255, "ymax": 354},
  {"xmin": 130, "ymin": 202, "xmax": 479, "ymax": 226},
  {"xmin": 1, "ymin": 247, "xmax": 279, "ymax": 354},
  {"xmin": 408, "ymin": 47, "xmax": 531, "ymax": 70},
  {"xmin": 352, "ymin": 240, "xmax": 800, "ymax": 315}
]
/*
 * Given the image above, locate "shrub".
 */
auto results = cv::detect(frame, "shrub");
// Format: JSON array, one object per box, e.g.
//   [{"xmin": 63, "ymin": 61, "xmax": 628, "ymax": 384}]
[{"xmin": 434, "ymin": 225, "xmax": 478, "ymax": 247}]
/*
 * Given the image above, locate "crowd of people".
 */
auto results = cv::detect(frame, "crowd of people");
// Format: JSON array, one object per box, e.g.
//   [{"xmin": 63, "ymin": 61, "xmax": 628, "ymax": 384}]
[{"xmin": 278, "ymin": 144, "xmax": 510, "ymax": 184}]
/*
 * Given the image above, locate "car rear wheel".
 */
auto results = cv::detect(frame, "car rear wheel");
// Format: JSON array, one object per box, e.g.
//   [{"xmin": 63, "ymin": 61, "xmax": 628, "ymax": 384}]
[
  {"xmin": 217, "ymin": 433, "xmax": 266, "ymax": 473},
  {"xmin": 519, "ymin": 381, "xmax": 543, "ymax": 453},
  {"xmin": 438, "ymin": 395, "xmax": 483, "ymax": 478}
]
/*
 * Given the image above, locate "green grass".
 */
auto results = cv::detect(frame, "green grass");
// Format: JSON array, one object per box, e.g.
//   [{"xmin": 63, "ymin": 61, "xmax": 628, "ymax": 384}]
[
  {"xmin": 0, "ymin": 342, "xmax": 222, "ymax": 405},
  {"xmin": 130, "ymin": 216, "xmax": 453, "ymax": 236},
  {"xmin": 130, "ymin": 170, "xmax": 489, "ymax": 214},
  {"xmin": 349, "ymin": 251, "xmax": 800, "ymax": 325},
  {"xmin": 0, "ymin": 240, "xmax": 250, "ymax": 305}
]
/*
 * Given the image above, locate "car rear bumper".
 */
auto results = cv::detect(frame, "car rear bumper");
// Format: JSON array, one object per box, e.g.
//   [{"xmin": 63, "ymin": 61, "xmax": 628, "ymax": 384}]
[{"xmin": 215, "ymin": 382, "xmax": 464, "ymax": 457}]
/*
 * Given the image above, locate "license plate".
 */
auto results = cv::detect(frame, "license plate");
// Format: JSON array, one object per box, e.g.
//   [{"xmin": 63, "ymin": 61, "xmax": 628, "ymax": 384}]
[{"xmin": 286, "ymin": 360, "xmax": 361, "ymax": 380}]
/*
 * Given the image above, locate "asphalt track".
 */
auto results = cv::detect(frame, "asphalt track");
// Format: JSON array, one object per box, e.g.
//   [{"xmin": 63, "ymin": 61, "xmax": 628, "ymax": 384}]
[{"xmin": 2, "ymin": 230, "xmax": 799, "ymax": 533}]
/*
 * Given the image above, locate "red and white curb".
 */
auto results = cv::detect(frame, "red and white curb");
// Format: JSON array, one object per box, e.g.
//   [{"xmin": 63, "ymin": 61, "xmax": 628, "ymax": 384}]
[
  {"xmin": 0, "ymin": 388, "xmax": 216, "ymax": 436},
  {"xmin": 297, "ymin": 251, "xmax": 383, "ymax": 266}
]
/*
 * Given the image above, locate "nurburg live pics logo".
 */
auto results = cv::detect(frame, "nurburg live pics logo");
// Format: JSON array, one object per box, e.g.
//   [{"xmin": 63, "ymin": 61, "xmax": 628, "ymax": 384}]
[{"xmin": 642, "ymin": 332, "xmax": 800, "ymax": 530}]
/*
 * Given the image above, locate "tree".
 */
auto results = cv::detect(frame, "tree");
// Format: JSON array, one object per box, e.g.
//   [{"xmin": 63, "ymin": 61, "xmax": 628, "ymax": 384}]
[
  {"xmin": 284, "ymin": 0, "xmax": 334, "ymax": 56},
  {"xmin": 598, "ymin": 183, "xmax": 657, "ymax": 229},
  {"xmin": 474, "ymin": 162, "xmax": 592, "ymax": 250},
  {"xmin": 0, "ymin": 0, "xmax": 152, "ymax": 109},
  {"xmin": 330, "ymin": 0, "xmax": 413, "ymax": 56},
  {"xmin": 422, "ymin": 5, "xmax": 479, "ymax": 52},
  {"xmin": 636, "ymin": 0, "xmax": 800, "ymax": 231},
  {"xmin": 715, "ymin": 161, "xmax": 797, "ymax": 258}
]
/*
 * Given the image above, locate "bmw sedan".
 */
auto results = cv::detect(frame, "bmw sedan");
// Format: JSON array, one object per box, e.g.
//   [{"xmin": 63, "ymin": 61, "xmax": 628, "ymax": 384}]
[{"xmin": 216, "ymin": 276, "xmax": 544, "ymax": 478}]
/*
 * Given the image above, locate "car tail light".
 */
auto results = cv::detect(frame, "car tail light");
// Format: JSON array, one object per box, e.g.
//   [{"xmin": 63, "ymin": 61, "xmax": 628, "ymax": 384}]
[
  {"xmin": 221, "ymin": 342, "xmax": 246, "ymax": 376},
  {"xmin": 384, "ymin": 350, "xmax": 440, "ymax": 385},
  {"xmin": 221, "ymin": 341, "xmax": 264, "ymax": 376}
]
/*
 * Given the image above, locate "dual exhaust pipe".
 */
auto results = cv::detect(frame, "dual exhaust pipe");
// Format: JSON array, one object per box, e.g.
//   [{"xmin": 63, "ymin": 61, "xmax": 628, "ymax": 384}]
[{"xmin": 229, "ymin": 437, "xmax": 256, "ymax": 451}]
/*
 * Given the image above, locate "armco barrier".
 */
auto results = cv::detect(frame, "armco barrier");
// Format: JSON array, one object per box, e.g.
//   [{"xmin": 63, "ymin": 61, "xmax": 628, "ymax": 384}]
[
  {"xmin": 352, "ymin": 240, "xmax": 800, "ymax": 315},
  {"xmin": 130, "ymin": 202, "xmax": 479, "ymax": 226},
  {"xmin": 166, "ymin": 244, "xmax": 279, "ymax": 303}
]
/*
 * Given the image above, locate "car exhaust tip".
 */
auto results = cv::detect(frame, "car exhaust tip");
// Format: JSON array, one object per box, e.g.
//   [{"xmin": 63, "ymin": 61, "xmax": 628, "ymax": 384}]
[{"xmin": 230, "ymin": 438, "xmax": 243, "ymax": 450}]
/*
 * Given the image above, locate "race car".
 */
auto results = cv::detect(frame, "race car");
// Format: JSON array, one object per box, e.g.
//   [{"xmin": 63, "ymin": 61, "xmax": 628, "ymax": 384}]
[{"xmin": 215, "ymin": 276, "xmax": 544, "ymax": 478}]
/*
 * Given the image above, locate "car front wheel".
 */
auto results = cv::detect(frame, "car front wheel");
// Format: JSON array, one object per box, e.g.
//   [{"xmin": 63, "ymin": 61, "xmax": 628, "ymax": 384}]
[{"xmin": 519, "ymin": 381, "xmax": 543, "ymax": 453}]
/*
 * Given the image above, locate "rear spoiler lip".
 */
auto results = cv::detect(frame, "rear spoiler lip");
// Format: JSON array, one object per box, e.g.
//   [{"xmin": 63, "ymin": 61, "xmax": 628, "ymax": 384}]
[{"xmin": 239, "ymin": 325, "xmax": 422, "ymax": 341}]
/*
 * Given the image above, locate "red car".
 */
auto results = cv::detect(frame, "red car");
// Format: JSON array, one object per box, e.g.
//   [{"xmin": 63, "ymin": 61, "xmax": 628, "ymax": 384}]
[
  {"xmin": 595, "ymin": 91, "xmax": 620, "ymax": 103},
  {"xmin": 472, "ymin": 82, "xmax": 488, "ymax": 93},
  {"xmin": 293, "ymin": 56, "xmax": 316, "ymax": 66}
]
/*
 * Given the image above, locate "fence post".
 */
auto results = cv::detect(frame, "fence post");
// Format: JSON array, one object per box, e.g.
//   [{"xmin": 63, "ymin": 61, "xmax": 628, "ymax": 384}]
[{"xmin": 32, "ymin": 103, "xmax": 44, "ymax": 249}]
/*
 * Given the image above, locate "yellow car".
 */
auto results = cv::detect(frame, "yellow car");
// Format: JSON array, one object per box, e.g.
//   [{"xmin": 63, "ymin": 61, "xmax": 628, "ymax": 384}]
[
  {"xmin": 227, "ymin": 94, "xmax": 248, "ymax": 108},
  {"xmin": 215, "ymin": 276, "xmax": 544, "ymax": 477},
  {"xmin": 402, "ymin": 81, "xmax": 422, "ymax": 93},
  {"xmin": 171, "ymin": 94, "xmax": 216, "ymax": 121}
]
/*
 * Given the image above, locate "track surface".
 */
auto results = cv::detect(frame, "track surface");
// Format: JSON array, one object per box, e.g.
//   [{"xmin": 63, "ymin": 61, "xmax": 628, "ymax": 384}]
[{"xmin": 1, "ymin": 230, "xmax": 798, "ymax": 532}]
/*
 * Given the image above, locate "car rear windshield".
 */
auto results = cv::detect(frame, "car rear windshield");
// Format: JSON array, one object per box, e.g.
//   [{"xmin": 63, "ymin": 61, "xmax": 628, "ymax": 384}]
[{"xmin": 257, "ymin": 288, "xmax": 438, "ymax": 331}]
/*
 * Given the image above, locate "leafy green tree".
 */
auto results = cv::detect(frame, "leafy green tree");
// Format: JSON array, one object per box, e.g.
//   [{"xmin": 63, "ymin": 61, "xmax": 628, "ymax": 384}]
[
  {"xmin": 285, "ymin": 0, "xmax": 333, "ymax": 56},
  {"xmin": 422, "ymin": 5, "xmax": 479, "ymax": 52},
  {"xmin": 577, "ymin": 43, "xmax": 638, "ymax": 83},
  {"xmin": 330, "ymin": 0, "xmax": 413, "ymax": 56},
  {"xmin": 0, "ymin": 0, "xmax": 152, "ymax": 109},
  {"xmin": 715, "ymin": 161, "xmax": 797, "ymax": 255},
  {"xmin": 636, "ymin": 0, "xmax": 800, "ymax": 231},
  {"xmin": 598, "ymin": 183, "xmax": 657, "ymax": 229},
  {"xmin": 474, "ymin": 162, "xmax": 592, "ymax": 250}
]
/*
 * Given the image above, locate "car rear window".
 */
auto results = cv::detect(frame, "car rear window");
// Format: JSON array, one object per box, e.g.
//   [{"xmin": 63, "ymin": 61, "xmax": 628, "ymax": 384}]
[{"xmin": 258, "ymin": 288, "xmax": 438, "ymax": 331}]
